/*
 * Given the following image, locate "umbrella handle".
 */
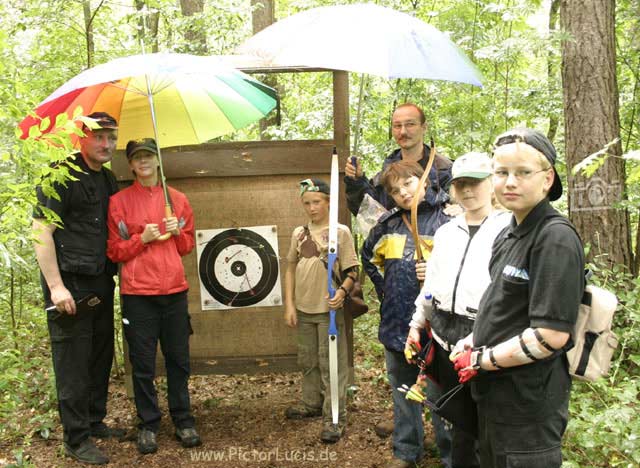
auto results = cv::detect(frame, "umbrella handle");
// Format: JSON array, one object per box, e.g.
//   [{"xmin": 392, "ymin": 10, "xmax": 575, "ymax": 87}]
[{"xmin": 155, "ymin": 204, "xmax": 174, "ymax": 242}]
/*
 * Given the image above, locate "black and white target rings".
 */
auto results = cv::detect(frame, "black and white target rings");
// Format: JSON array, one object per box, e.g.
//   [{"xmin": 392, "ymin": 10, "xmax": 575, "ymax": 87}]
[{"xmin": 196, "ymin": 226, "xmax": 282, "ymax": 309}]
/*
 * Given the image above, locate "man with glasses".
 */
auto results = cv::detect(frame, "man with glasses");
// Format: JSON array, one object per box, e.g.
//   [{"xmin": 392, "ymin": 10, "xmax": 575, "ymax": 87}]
[
  {"xmin": 344, "ymin": 102, "xmax": 453, "ymax": 216},
  {"xmin": 33, "ymin": 112, "xmax": 123, "ymax": 465}
]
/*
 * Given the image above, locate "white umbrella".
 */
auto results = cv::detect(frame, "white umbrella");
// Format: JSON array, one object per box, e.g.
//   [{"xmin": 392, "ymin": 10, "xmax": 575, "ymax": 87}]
[{"xmin": 236, "ymin": 3, "xmax": 483, "ymax": 86}]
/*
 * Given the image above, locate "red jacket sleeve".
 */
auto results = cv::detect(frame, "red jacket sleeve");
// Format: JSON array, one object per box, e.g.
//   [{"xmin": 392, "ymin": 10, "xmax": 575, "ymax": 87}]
[
  {"xmin": 173, "ymin": 191, "xmax": 195, "ymax": 257},
  {"xmin": 107, "ymin": 193, "xmax": 147, "ymax": 263}
]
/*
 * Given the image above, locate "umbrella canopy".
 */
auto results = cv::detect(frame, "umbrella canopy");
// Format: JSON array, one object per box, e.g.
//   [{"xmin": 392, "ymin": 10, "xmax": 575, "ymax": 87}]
[
  {"xmin": 237, "ymin": 3, "xmax": 483, "ymax": 86},
  {"xmin": 19, "ymin": 52, "xmax": 278, "ymax": 148}
]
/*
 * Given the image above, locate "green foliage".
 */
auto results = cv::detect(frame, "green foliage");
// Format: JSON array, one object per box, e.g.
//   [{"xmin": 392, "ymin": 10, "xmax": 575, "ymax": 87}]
[
  {"xmin": 0, "ymin": 0, "xmax": 637, "ymax": 463},
  {"xmin": 353, "ymin": 279, "xmax": 387, "ymax": 386},
  {"xmin": 0, "ymin": 317, "xmax": 57, "ymax": 444},
  {"xmin": 563, "ymin": 257, "xmax": 640, "ymax": 468}
]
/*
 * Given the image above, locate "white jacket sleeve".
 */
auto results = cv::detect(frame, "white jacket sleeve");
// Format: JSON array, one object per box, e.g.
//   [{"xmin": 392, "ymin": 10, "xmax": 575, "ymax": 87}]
[
  {"xmin": 410, "ymin": 225, "xmax": 445, "ymax": 329},
  {"xmin": 410, "ymin": 290, "xmax": 432, "ymax": 329}
]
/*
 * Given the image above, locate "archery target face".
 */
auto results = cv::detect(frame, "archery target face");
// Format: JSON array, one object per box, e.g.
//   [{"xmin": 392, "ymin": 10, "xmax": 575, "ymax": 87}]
[{"xmin": 196, "ymin": 225, "xmax": 282, "ymax": 310}]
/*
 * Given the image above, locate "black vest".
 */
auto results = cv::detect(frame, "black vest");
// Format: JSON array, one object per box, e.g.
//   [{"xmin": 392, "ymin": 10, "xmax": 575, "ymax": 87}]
[{"xmin": 53, "ymin": 155, "xmax": 119, "ymax": 276}]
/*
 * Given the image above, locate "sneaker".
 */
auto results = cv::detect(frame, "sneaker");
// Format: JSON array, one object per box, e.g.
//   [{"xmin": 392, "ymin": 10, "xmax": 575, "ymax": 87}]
[
  {"xmin": 320, "ymin": 422, "xmax": 344, "ymax": 443},
  {"xmin": 384, "ymin": 458, "xmax": 417, "ymax": 468},
  {"xmin": 137, "ymin": 429, "xmax": 158, "ymax": 454},
  {"xmin": 284, "ymin": 404, "xmax": 322, "ymax": 420},
  {"xmin": 90, "ymin": 423, "xmax": 126, "ymax": 440},
  {"xmin": 374, "ymin": 419, "xmax": 394, "ymax": 438},
  {"xmin": 175, "ymin": 427, "xmax": 202, "ymax": 448},
  {"xmin": 64, "ymin": 439, "xmax": 109, "ymax": 465}
]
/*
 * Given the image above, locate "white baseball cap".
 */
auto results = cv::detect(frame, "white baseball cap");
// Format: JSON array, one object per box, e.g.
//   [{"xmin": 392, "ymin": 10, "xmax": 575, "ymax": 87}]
[{"xmin": 452, "ymin": 152, "xmax": 492, "ymax": 181}]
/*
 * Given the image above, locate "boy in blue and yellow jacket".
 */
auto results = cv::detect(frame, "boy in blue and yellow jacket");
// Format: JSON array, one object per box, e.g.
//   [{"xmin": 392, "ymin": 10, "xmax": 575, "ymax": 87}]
[{"xmin": 361, "ymin": 160, "xmax": 451, "ymax": 468}]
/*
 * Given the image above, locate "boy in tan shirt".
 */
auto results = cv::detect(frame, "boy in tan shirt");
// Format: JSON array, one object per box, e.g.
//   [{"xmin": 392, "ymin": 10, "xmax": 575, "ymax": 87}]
[{"xmin": 284, "ymin": 178, "xmax": 360, "ymax": 443}]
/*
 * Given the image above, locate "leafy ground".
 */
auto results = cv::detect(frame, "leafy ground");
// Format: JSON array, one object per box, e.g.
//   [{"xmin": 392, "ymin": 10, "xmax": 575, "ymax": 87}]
[{"xmin": 0, "ymin": 312, "xmax": 443, "ymax": 468}]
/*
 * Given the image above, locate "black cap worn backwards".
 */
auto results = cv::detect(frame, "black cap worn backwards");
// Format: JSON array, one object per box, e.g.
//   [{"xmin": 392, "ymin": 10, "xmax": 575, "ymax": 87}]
[
  {"xmin": 299, "ymin": 178, "xmax": 330, "ymax": 196},
  {"xmin": 493, "ymin": 127, "xmax": 562, "ymax": 201}
]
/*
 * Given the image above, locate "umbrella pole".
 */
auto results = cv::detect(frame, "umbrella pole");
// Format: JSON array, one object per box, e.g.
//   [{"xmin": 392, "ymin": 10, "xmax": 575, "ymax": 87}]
[
  {"xmin": 145, "ymin": 72, "xmax": 173, "ymax": 242},
  {"xmin": 351, "ymin": 74, "xmax": 367, "ymax": 162}
]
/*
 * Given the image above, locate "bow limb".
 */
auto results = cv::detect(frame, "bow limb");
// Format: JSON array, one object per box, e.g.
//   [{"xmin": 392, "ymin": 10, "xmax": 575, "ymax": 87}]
[
  {"xmin": 327, "ymin": 148, "xmax": 340, "ymax": 425},
  {"xmin": 410, "ymin": 139, "xmax": 437, "ymax": 262}
]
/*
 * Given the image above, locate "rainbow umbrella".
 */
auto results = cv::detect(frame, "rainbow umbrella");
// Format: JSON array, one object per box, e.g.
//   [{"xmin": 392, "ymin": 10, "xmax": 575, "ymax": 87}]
[
  {"xmin": 20, "ymin": 53, "xmax": 277, "ymax": 237},
  {"xmin": 19, "ymin": 52, "xmax": 277, "ymax": 148}
]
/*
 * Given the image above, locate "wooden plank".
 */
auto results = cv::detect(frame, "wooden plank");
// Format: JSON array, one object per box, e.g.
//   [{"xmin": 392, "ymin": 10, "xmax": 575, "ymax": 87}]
[
  {"xmin": 151, "ymin": 355, "xmax": 298, "ymax": 378},
  {"xmin": 112, "ymin": 140, "xmax": 341, "ymax": 181},
  {"xmin": 333, "ymin": 71, "xmax": 350, "ymax": 162},
  {"xmin": 175, "ymin": 355, "xmax": 297, "ymax": 376}
]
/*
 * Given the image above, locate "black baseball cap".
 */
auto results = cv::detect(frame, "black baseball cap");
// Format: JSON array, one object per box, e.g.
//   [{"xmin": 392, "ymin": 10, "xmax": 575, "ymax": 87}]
[
  {"xmin": 126, "ymin": 138, "xmax": 158, "ymax": 160},
  {"xmin": 78, "ymin": 112, "xmax": 118, "ymax": 131},
  {"xmin": 493, "ymin": 128, "xmax": 562, "ymax": 201},
  {"xmin": 299, "ymin": 178, "xmax": 330, "ymax": 196}
]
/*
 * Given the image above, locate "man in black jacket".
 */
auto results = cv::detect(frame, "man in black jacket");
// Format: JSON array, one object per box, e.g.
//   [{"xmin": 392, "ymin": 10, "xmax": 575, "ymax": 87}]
[
  {"xmin": 33, "ymin": 112, "xmax": 123, "ymax": 465},
  {"xmin": 344, "ymin": 102, "xmax": 452, "ymax": 216}
]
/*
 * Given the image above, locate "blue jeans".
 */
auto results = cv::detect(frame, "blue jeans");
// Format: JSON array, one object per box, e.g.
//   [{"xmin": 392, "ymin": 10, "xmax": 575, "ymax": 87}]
[{"xmin": 385, "ymin": 349, "xmax": 424, "ymax": 462}]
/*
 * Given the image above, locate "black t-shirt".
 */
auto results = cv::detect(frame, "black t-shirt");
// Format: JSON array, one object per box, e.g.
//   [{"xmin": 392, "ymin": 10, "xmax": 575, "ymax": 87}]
[
  {"xmin": 90, "ymin": 167, "xmax": 111, "ymax": 227},
  {"xmin": 467, "ymin": 224, "xmax": 480, "ymax": 239},
  {"xmin": 473, "ymin": 199, "xmax": 585, "ymax": 348}
]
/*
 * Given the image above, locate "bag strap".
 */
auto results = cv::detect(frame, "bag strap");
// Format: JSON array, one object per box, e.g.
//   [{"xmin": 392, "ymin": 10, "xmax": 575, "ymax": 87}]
[
  {"xmin": 299, "ymin": 226, "xmax": 343, "ymax": 287},
  {"xmin": 534, "ymin": 216, "xmax": 587, "ymax": 288}
]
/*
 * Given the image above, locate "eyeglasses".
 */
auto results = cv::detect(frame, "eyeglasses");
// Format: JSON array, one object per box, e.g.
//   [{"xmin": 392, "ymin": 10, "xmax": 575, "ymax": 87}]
[
  {"xmin": 493, "ymin": 168, "xmax": 550, "ymax": 180},
  {"xmin": 392, "ymin": 121, "xmax": 420, "ymax": 131}
]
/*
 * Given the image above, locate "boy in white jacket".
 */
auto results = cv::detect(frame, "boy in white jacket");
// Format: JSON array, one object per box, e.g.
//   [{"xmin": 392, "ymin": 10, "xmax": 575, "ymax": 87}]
[{"xmin": 408, "ymin": 152, "xmax": 510, "ymax": 468}]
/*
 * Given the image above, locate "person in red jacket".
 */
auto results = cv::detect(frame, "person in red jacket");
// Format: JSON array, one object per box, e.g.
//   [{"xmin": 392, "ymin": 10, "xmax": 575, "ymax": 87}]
[{"xmin": 107, "ymin": 138, "xmax": 201, "ymax": 454}]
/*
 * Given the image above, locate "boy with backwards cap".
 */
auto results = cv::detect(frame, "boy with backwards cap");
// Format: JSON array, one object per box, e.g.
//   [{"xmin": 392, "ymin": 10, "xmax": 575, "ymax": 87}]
[{"xmin": 451, "ymin": 128, "xmax": 585, "ymax": 468}]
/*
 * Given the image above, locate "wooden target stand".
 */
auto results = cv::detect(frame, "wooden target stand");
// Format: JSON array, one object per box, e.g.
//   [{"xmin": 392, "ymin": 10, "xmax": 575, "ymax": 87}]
[{"xmin": 110, "ymin": 66, "xmax": 357, "ymax": 395}]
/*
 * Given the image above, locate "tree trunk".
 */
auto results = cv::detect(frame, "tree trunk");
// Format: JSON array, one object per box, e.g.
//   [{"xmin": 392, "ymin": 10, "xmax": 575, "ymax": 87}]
[
  {"xmin": 135, "ymin": 0, "xmax": 159, "ymax": 53},
  {"xmin": 251, "ymin": 0, "xmax": 274, "ymax": 33},
  {"xmin": 251, "ymin": 0, "xmax": 278, "ymax": 139},
  {"xmin": 180, "ymin": 0, "xmax": 207, "ymax": 54},
  {"xmin": 547, "ymin": 0, "xmax": 560, "ymax": 142},
  {"xmin": 83, "ymin": 1, "xmax": 95, "ymax": 68},
  {"xmin": 561, "ymin": 0, "xmax": 633, "ymax": 270}
]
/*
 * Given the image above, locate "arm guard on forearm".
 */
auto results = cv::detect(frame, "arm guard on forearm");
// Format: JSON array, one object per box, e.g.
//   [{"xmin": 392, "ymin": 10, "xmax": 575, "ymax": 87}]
[{"xmin": 482, "ymin": 328, "xmax": 558, "ymax": 370}]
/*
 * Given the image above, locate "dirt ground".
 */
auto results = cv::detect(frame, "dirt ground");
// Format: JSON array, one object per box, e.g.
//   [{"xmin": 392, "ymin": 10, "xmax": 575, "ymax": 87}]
[{"xmin": 3, "ymin": 356, "xmax": 443, "ymax": 468}]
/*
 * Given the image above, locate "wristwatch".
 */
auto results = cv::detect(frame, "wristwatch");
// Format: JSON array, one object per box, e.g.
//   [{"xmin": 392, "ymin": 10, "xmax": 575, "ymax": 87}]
[{"xmin": 470, "ymin": 346, "xmax": 486, "ymax": 370}]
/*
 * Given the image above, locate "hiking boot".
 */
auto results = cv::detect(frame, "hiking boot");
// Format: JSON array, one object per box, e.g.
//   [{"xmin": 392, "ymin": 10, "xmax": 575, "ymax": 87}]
[
  {"xmin": 90, "ymin": 423, "xmax": 126, "ymax": 440},
  {"xmin": 175, "ymin": 427, "xmax": 202, "ymax": 448},
  {"xmin": 375, "ymin": 419, "xmax": 394, "ymax": 438},
  {"xmin": 137, "ymin": 429, "xmax": 158, "ymax": 454},
  {"xmin": 384, "ymin": 457, "xmax": 418, "ymax": 468},
  {"xmin": 64, "ymin": 439, "xmax": 109, "ymax": 465},
  {"xmin": 284, "ymin": 404, "xmax": 322, "ymax": 420},
  {"xmin": 320, "ymin": 422, "xmax": 344, "ymax": 443}
]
